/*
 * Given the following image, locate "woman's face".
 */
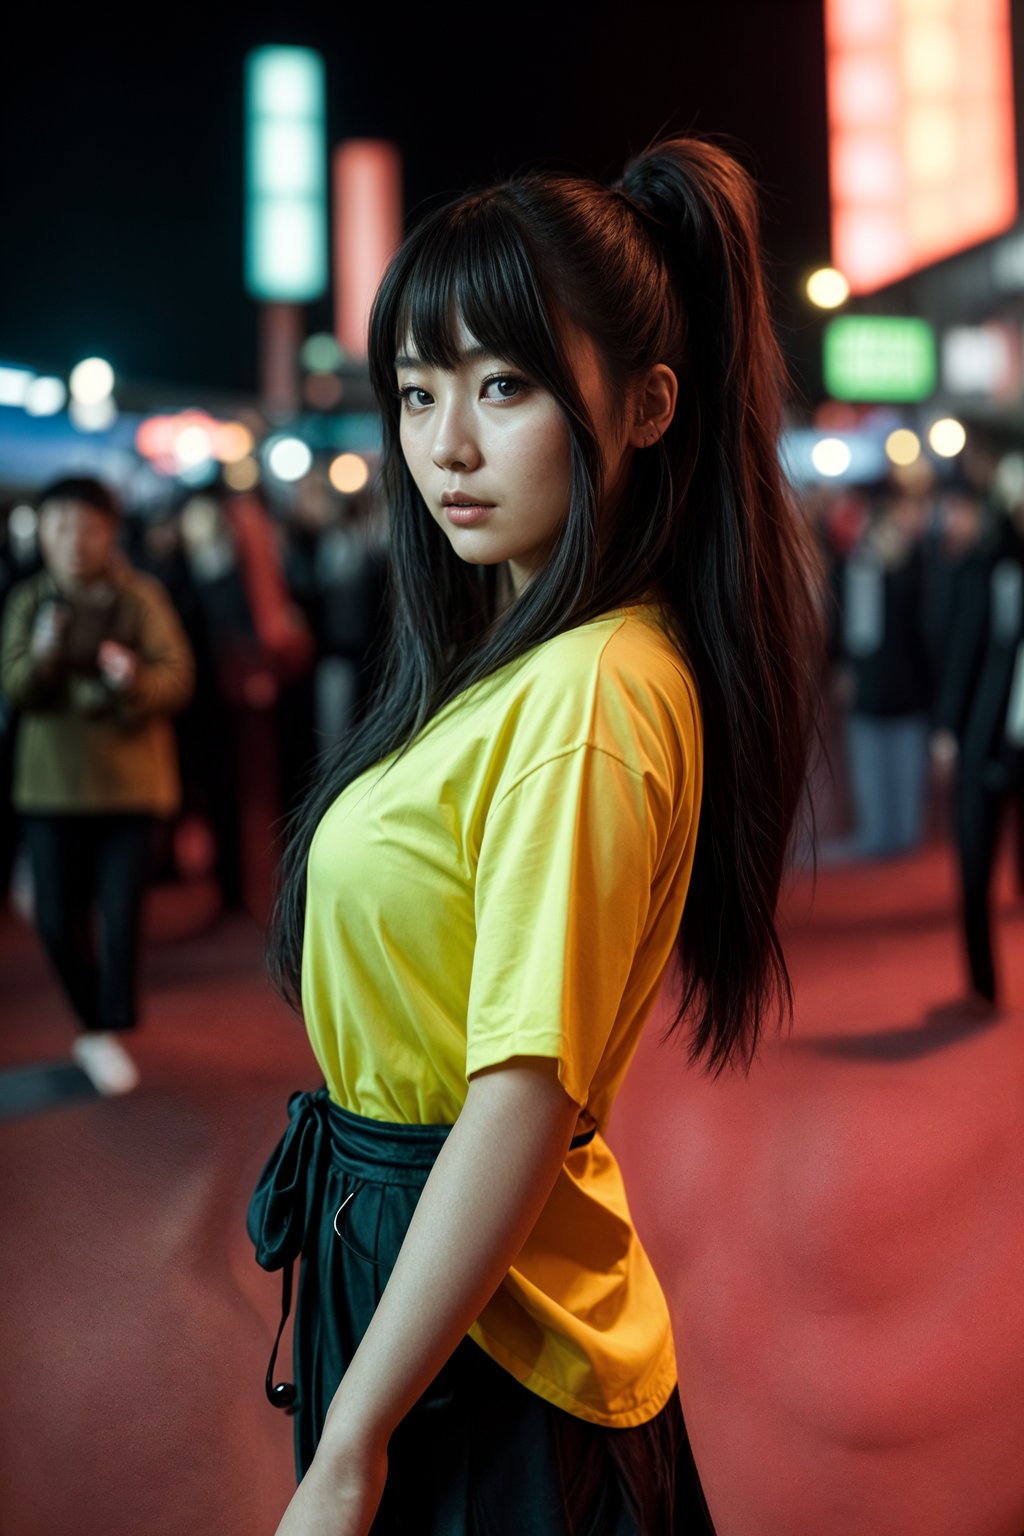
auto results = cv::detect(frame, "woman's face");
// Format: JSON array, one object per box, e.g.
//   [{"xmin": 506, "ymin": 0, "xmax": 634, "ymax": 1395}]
[{"xmin": 396, "ymin": 315, "xmax": 631, "ymax": 593}]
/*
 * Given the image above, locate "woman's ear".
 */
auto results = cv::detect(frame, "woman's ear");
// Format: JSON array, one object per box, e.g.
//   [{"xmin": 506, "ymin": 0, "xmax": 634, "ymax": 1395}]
[{"xmin": 628, "ymin": 365, "xmax": 678, "ymax": 450}]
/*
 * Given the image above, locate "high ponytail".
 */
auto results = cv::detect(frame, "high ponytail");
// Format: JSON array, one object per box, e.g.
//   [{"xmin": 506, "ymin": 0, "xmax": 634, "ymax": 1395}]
[
  {"xmin": 615, "ymin": 138, "xmax": 824, "ymax": 1073},
  {"xmin": 268, "ymin": 135, "xmax": 824, "ymax": 1078}
]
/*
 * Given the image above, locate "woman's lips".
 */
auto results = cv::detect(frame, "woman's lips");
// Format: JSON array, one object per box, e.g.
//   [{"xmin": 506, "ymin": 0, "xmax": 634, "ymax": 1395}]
[{"xmin": 444, "ymin": 503, "xmax": 495, "ymax": 527}]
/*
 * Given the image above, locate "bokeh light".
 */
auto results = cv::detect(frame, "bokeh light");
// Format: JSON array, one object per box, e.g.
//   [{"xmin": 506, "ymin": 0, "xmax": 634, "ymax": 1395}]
[
  {"xmin": 266, "ymin": 436, "xmax": 313, "ymax": 482},
  {"xmin": 885, "ymin": 428, "xmax": 921, "ymax": 467},
  {"xmin": 0, "ymin": 366, "xmax": 34, "ymax": 406},
  {"xmin": 928, "ymin": 417, "xmax": 967, "ymax": 457},
  {"xmin": 24, "ymin": 376, "xmax": 67, "ymax": 416},
  {"xmin": 69, "ymin": 357, "xmax": 114, "ymax": 404},
  {"xmin": 811, "ymin": 437, "xmax": 852, "ymax": 477},
  {"xmin": 180, "ymin": 496, "xmax": 221, "ymax": 548},
  {"xmin": 329, "ymin": 452, "xmax": 370, "ymax": 494},
  {"xmin": 70, "ymin": 398, "xmax": 117, "ymax": 432},
  {"xmin": 301, "ymin": 333, "xmax": 344, "ymax": 372},
  {"xmin": 214, "ymin": 422, "xmax": 255, "ymax": 463},
  {"xmin": 9, "ymin": 505, "xmax": 38, "ymax": 540},
  {"xmin": 136, "ymin": 416, "xmax": 174, "ymax": 459},
  {"xmin": 224, "ymin": 457, "xmax": 261, "ymax": 491},
  {"xmin": 137, "ymin": 411, "xmax": 247, "ymax": 477},
  {"xmin": 805, "ymin": 267, "xmax": 850, "ymax": 308},
  {"xmin": 304, "ymin": 372, "xmax": 344, "ymax": 410},
  {"xmin": 178, "ymin": 458, "xmax": 220, "ymax": 488},
  {"xmin": 175, "ymin": 424, "xmax": 214, "ymax": 467},
  {"xmin": 993, "ymin": 452, "xmax": 1024, "ymax": 508}
]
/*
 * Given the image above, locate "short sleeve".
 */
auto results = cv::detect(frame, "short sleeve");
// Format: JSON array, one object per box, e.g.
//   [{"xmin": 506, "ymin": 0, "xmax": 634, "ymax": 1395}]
[{"xmin": 466, "ymin": 743, "xmax": 660, "ymax": 1107}]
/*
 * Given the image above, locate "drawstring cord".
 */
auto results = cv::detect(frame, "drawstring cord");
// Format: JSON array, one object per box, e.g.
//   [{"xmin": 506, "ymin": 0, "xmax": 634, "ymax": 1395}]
[
  {"xmin": 265, "ymin": 1258, "xmax": 297, "ymax": 1412},
  {"xmin": 265, "ymin": 1183, "xmax": 372, "ymax": 1410},
  {"xmin": 263, "ymin": 1124, "xmax": 597, "ymax": 1413}
]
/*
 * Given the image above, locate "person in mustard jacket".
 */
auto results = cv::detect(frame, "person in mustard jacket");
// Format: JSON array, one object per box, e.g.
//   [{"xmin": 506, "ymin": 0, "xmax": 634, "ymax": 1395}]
[{"xmin": 1, "ymin": 475, "xmax": 195, "ymax": 1093}]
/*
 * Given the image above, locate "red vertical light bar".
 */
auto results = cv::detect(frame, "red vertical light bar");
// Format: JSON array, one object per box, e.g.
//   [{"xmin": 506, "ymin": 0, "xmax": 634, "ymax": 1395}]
[
  {"xmin": 333, "ymin": 141, "xmax": 403, "ymax": 358},
  {"xmin": 259, "ymin": 302, "xmax": 302, "ymax": 417}
]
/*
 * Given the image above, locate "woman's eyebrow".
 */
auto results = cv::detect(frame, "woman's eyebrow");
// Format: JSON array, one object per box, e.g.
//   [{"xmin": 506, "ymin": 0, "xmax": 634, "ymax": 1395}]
[{"xmin": 393, "ymin": 345, "xmax": 502, "ymax": 370}]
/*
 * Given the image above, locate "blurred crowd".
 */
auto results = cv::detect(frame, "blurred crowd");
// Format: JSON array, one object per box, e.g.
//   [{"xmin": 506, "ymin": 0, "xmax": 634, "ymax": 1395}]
[
  {"xmin": 0, "ymin": 467, "xmax": 387, "ymax": 926},
  {"xmin": 1, "ymin": 442, "xmax": 1022, "ymax": 1035},
  {"xmin": 807, "ymin": 442, "xmax": 1024, "ymax": 1006}
]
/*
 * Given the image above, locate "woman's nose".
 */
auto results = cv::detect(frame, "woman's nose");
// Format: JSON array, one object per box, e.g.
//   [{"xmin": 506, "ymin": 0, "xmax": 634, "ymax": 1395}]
[{"xmin": 431, "ymin": 405, "xmax": 481, "ymax": 473}]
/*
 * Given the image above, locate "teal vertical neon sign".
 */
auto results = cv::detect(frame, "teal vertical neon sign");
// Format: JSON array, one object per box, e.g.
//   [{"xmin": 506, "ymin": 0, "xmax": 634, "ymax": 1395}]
[{"xmin": 245, "ymin": 47, "xmax": 327, "ymax": 302}]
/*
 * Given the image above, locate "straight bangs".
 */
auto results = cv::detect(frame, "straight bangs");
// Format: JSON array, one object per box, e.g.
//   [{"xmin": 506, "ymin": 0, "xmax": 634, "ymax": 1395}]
[{"xmin": 368, "ymin": 193, "xmax": 587, "ymax": 429}]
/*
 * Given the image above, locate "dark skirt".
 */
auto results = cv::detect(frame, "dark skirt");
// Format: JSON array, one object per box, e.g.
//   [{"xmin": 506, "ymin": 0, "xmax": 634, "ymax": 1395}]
[{"xmin": 247, "ymin": 1087, "xmax": 716, "ymax": 1534}]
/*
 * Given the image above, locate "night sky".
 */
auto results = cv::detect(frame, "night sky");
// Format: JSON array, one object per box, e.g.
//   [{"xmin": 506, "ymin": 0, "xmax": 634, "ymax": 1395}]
[{"xmin": 2, "ymin": 2, "xmax": 832, "ymax": 399}]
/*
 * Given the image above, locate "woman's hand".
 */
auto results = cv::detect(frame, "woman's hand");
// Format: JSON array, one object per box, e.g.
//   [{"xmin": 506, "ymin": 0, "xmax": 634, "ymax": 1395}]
[{"xmin": 274, "ymin": 1435, "xmax": 388, "ymax": 1536}]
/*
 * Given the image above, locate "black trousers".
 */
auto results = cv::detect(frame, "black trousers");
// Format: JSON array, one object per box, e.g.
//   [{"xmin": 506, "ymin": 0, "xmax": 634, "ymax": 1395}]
[
  {"xmin": 955, "ymin": 768, "xmax": 1024, "ymax": 1001},
  {"xmin": 248, "ymin": 1090, "xmax": 717, "ymax": 1534},
  {"xmin": 21, "ymin": 813, "xmax": 154, "ymax": 1033}
]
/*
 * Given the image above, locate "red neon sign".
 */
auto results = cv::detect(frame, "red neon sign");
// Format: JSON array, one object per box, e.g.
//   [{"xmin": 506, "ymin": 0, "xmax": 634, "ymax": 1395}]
[{"xmin": 826, "ymin": 0, "xmax": 1018, "ymax": 294}]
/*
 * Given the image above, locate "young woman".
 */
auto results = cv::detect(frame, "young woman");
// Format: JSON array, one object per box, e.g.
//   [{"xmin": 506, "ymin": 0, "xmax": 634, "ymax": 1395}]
[{"xmin": 250, "ymin": 135, "xmax": 822, "ymax": 1535}]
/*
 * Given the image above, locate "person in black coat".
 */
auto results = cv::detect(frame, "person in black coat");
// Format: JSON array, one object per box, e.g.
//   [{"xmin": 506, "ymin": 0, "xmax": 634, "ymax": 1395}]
[
  {"xmin": 839, "ymin": 493, "xmax": 933, "ymax": 857},
  {"xmin": 931, "ymin": 498, "xmax": 1024, "ymax": 1005},
  {"xmin": 921, "ymin": 485, "xmax": 985, "ymax": 690}
]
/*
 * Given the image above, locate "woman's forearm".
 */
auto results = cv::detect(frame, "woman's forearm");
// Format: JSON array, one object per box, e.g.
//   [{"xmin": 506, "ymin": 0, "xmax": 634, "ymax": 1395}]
[{"xmin": 316, "ymin": 1056, "xmax": 580, "ymax": 1460}]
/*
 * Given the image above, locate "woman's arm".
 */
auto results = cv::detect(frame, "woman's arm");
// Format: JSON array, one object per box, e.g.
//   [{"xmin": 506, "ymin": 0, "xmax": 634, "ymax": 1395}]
[{"xmin": 274, "ymin": 1056, "xmax": 581, "ymax": 1536}]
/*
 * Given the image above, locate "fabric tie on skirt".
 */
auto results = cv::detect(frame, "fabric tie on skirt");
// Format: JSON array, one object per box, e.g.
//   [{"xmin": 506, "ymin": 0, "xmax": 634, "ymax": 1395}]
[
  {"xmin": 247, "ymin": 1086, "xmax": 336, "ymax": 1273},
  {"xmin": 246, "ymin": 1086, "xmax": 598, "ymax": 1483},
  {"xmin": 246, "ymin": 1086, "xmax": 456, "ymax": 1474},
  {"xmin": 245, "ymin": 1093, "xmax": 713, "ymax": 1532}
]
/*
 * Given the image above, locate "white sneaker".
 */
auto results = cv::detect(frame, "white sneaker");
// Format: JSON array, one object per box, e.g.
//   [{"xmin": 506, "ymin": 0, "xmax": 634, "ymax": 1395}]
[{"xmin": 71, "ymin": 1032, "xmax": 141, "ymax": 1096}]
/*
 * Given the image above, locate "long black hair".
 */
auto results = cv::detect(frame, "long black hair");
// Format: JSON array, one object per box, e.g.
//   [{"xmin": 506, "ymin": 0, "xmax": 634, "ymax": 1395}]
[{"xmin": 268, "ymin": 135, "xmax": 824, "ymax": 1078}]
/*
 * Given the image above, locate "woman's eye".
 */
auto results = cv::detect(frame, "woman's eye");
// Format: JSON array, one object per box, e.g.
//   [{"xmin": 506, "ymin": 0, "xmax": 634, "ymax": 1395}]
[
  {"xmin": 398, "ymin": 385, "xmax": 433, "ymax": 411},
  {"xmin": 483, "ymin": 374, "xmax": 526, "ymax": 401}
]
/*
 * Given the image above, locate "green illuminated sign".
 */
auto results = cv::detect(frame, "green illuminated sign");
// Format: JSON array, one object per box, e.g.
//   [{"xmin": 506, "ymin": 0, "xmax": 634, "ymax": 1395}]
[
  {"xmin": 823, "ymin": 317, "xmax": 936, "ymax": 402},
  {"xmin": 245, "ymin": 47, "xmax": 327, "ymax": 303}
]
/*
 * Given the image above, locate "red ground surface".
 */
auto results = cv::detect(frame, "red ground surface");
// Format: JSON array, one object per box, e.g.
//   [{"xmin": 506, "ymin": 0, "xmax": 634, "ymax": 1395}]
[{"xmin": 1, "ymin": 843, "xmax": 1022, "ymax": 1536}]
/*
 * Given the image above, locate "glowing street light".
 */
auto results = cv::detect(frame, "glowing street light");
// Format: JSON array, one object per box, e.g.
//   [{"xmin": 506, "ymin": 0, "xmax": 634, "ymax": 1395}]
[
  {"xmin": 266, "ymin": 436, "xmax": 312, "ymax": 481},
  {"xmin": 0, "ymin": 365, "xmax": 35, "ymax": 406},
  {"xmin": 811, "ymin": 437, "xmax": 852, "ymax": 477},
  {"xmin": 69, "ymin": 357, "xmax": 114, "ymax": 404},
  {"xmin": 885, "ymin": 429, "xmax": 921, "ymax": 467},
  {"xmin": 928, "ymin": 417, "xmax": 967, "ymax": 457},
  {"xmin": 175, "ymin": 424, "xmax": 214, "ymax": 467},
  {"xmin": 24, "ymin": 377, "xmax": 67, "ymax": 416},
  {"xmin": 214, "ymin": 422, "xmax": 256, "ymax": 464},
  {"xmin": 329, "ymin": 452, "xmax": 370, "ymax": 494},
  {"xmin": 806, "ymin": 267, "xmax": 850, "ymax": 309}
]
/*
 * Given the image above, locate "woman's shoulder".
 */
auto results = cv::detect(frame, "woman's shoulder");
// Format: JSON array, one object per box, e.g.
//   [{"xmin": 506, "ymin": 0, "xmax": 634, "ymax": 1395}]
[
  {"xmin": 526, "ymin": 605, "xmax": 697, "ymax": 712},
  {"xmin": 486, "ymin": 604, "xmax": 700, "ymax": 787},
  {"xmin": 599, "ymin": 603, "xmax": 697, "ymax": 688}
]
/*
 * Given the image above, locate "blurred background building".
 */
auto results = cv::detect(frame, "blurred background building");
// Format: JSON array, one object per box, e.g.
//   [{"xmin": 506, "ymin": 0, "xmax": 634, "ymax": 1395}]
[{"xmin": 1, "ymin": 0, "xmax": 1022, "ymax": 910}]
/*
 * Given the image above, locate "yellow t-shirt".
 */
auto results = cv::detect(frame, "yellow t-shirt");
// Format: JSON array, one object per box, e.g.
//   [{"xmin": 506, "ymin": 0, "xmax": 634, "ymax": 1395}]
[{"xmin": 302, "ymin": 603, "xmax": 703, "ymax": 1427}]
